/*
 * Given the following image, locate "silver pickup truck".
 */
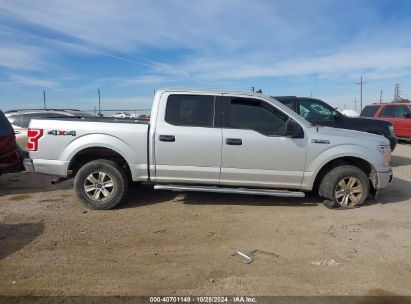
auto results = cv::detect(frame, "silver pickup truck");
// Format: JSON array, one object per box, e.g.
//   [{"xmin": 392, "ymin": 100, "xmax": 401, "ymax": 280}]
[{"xmin": 24, "ymin": 89, "xmax": 393, "ymax": 210}]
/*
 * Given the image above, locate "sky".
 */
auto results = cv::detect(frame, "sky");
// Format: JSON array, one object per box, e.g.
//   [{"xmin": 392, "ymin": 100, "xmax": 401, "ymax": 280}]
[{"xmin": 1, "ymin": 0, "xmax": 411, "ymax": 112}]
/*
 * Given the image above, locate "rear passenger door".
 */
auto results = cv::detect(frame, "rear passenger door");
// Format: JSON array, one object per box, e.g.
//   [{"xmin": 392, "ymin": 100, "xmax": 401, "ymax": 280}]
[{"xmin": 154, "ymin": 93, "xmax": 223, "ymax": 184}]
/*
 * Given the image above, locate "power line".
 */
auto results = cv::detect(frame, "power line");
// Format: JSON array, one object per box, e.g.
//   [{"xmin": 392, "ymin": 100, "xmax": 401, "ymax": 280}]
[{"xmin": 356, "ymin": 76, "xmax": 367, "ymax": 111}]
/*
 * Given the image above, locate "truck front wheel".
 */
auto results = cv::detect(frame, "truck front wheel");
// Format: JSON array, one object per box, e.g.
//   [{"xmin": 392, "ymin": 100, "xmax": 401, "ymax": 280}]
[
  {"xmin": 74, "ymin": 159, "xmax": 128, "ymax": 210},
  {"xmin": 319, "ymin": 165, "xmax": 369, "ymax": 209}
]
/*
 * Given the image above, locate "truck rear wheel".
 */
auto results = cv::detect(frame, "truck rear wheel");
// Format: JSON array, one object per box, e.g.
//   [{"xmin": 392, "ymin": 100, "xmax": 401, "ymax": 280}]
[
  {"xmin": 74, "ymin": 159, "xmax": 128, "ymax": 210},
  {"xmin": 319, "ymin": 165, "xmax": 369, "ymax": 209}
]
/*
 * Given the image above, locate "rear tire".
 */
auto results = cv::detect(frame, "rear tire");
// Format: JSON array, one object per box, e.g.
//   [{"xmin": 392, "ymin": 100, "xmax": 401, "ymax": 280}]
[
  {"xmin": 74, "ymin": 159, "xmax": 128, "ymax": 210},
  {"xmin": 318, "ymin": 165, "xmax": 369, "ymax": 209}
]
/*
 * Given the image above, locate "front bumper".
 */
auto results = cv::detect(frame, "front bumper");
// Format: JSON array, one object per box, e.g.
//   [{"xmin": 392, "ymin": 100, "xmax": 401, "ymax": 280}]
[
  {"xmin": 0, "ymin": 151, "xmax": 22, "ymax": 174},
  {"xmin": 388, "ymin": 136, "xmax": 398, "ymax": 151},
  {"xmin": 376, "ymin": 169, "xmax": 393, "ymax": 190}
]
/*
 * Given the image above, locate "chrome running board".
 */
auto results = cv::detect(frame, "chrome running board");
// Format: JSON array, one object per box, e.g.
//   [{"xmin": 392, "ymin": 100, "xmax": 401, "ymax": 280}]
[{"xmin": 154, "ymin": 184, "xmax": 305, "ymax": 198}]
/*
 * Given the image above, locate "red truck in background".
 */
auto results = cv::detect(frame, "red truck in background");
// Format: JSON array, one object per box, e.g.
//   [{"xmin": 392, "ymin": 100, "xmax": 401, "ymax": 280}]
[
  {"xmin": 361, "ymin": 103, "xmax": 411, "ymax": 140},
  {"xmin": 0, "ymin": 110, "xmax": 22, "ymax": 175}
]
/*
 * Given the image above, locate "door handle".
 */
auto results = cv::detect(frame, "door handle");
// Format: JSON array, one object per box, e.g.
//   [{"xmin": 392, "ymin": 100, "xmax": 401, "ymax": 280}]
[
  {"xmin": 159, "ymin": 135, "xmax": 175, "ymax": 142},
  {"xmin": 226, "ymin": 138, "xmax": 242, "ymax": 145}
]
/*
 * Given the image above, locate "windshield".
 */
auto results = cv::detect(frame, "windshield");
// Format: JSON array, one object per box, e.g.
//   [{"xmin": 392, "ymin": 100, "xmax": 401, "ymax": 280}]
[{"xmin": 267, "ymin": 96, "xmax": 311, "ymax": 127}]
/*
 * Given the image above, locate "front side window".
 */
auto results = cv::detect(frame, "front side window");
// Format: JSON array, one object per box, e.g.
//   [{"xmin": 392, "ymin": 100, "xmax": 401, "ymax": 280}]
[
  {"xmin": 298, "ymin": 99, "xmax": 333, "ymax": 122},
  {"xmin": 165, "ymin": 94, "xmax": 215, "ymax": 127},
  {"xmin": 229, "ymin": 98, "xmax": 288, "ymax": 136},
  {"xmin": 360, "ymin": 106, "xmax": 379, "ymax": 117},
  {"xmin": 379, "ymin": 106, "xmax": 396, "ymax": 118},
  {"xmin": 394, "ymin": 105, "xmax": 411, "ymax": 118}
]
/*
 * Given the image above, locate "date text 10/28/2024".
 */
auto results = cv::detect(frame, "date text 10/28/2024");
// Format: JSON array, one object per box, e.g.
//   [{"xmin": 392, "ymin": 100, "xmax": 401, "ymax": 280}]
[{"xmin": 149, "ymin": 296, "xmax": 257, "ymax": 303}]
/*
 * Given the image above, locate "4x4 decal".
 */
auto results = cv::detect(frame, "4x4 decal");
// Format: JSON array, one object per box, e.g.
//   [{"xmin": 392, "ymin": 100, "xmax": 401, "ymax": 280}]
[{"xmin": 48, "ymin": 130, "xmax": 76, "ymax": 136}]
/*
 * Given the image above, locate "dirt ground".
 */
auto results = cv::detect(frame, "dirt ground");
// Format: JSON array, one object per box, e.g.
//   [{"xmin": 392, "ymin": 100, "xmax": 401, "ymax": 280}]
[{"xmin": 0, "ymin": 144, "xmax": 411, "ymax": 297}]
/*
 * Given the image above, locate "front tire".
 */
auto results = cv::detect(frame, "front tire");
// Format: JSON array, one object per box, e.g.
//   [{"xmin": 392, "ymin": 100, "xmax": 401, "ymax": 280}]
[
  {"xmin": 74, "ymin": 160, "xmax": 128, "ymax": 210},
  {"xmin": 319, "ymin": 165, "xmax": 369, "ymax": 209}
]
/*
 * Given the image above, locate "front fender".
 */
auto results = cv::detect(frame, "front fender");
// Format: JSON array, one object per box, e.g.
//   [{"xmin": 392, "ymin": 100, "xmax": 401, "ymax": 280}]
[{"xmin": 302, "ymin": 144, "xmax": 379, "ymax": 190}]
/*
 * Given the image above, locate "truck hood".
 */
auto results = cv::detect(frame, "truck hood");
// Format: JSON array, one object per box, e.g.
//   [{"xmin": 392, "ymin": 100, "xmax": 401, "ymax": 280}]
[
  {"xmin": 315, "ymin": 126, "xmax": 390, "ymax": 146},
  {"xmin": 348, "ymin": 116, "xmax": 392, "ymax": 128}
]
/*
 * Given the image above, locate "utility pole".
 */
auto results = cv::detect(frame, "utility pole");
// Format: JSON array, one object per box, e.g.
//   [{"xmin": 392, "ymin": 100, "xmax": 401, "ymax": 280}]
[
  {"xmin": 394, "ymin": 84, "xmax": 397, "ymax": 102},
  {"xmin": 98, "ymin": 89, "xmax": 101, "ymax": 116},
  {"xmin": 394, "ymin": 83, "xmax": 400, "ymax": 102},
  {"xmin": 251, "ymin": 86, "xmax": 255, "ymax": 92},
  {"xmin": 356, "ymin": 76, "xmax": 367, "ymax": 111},
  {"xmin": 379, "ymin": 89, "xmax": 383, "ymax": 104},
  {"xmin": 43, "ymin": 90, "xmax": 47, "ymax": 110}
]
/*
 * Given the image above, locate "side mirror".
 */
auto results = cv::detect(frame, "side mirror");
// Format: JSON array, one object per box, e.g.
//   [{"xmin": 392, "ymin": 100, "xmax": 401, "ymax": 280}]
[
  {"xmin": 285, "ymin": 119, "xmax": 304, "ymax": 138},
  {"xmin": 404, "ymin": 113, "xmax": 411, "ymax": 118},
  {"xmin": 332, "ymin": 111, "xmax": 339, "ymax": 120}
]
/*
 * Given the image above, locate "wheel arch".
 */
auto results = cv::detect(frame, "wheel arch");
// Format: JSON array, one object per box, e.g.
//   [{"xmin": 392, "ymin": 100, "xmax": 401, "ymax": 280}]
[
  {"xmin": 312, "ymin": 156, "xmax": 377, "ymax": 193},
  {"xmin": 68, "ymin": 147, "xmax": 132, "ymax": 180}
]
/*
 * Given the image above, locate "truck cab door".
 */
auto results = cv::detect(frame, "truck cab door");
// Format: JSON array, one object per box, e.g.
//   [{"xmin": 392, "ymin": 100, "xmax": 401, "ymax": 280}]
[
  {"xmin": 153, "ymin": 93, "xmax": 223, "ymax": 185},
  {"xmin": 220, "ymin": 96, "xmax": 307, "ymax": 189}
]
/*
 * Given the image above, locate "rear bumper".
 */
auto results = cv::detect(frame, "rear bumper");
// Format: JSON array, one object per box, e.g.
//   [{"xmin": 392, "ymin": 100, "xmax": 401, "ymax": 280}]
[
  {"xmin": 23, "ymin": 158, "xmax": 69, "ymax": 177},
  {"xmin": 0, "ymin": 151, "xmax": 22, "ymax": 174},
  {"xmin": 23, "ymin": 158, "xmax": 35, "ymax": 172}
]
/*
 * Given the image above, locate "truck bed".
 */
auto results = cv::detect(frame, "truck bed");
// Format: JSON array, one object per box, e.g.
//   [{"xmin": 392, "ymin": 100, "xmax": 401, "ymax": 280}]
[
  {"xmin": 28, "ymin": 117, "xmax": 149, "ymax": 180},
  {"xmin": 40, "ymin": 116, "xmax": 150, "ymax": 124}
]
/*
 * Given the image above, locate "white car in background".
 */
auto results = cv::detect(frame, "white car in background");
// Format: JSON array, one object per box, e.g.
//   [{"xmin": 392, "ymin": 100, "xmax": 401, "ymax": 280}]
[
  {"xmin": 340, "ymin": 109, "xmax": 360, "ymax": 117},
  {"xmin": 112, "ymin": 112, "xmax": 131, "ymax": 119},
  {"xmin": 5, "ymin": 109, "xmax": 94, "ymax": 153}
]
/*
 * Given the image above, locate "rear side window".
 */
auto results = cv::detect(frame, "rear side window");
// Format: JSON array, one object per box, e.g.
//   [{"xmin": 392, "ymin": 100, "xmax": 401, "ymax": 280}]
[
  {"xmin": 165, "ymin": 95, "xmax": 216, "ymax": 127},
  {"xmin": 229, "ymin": 98, "xmax": 288, "ymax": 136},
  {"xmin": 0, "ymin": 110, "xmax": 14, "ymax": 136},
  {"xmin": 379, "ymin": 106, "xmax": 396, "ymax": 118},
  {"xmin": 360, "ymin": 106, "xmax": 379, "ymax": 117}
]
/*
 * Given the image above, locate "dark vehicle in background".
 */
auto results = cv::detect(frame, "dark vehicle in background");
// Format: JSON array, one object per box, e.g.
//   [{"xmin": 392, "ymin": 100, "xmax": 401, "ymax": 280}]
[
  {"xmin": 5, "ymin": 109, "xmax": 94, "ymax": 152},
  {"xmin": 274, "ymin": 96, "xmax": 397, "ymax": 151},
  {"xmin": 0, "ymin": 110, "xmax": 22, "ymax": 175},
  {"xmin": 361, "ymin": 103, "xmax": 411, "ymax": 141}
]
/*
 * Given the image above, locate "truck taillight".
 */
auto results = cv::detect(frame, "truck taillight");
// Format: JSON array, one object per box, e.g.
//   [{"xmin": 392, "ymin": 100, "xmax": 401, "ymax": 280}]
[{"xmin": 27, "ymin": 129, "xmax": 43, "ymax": 151}]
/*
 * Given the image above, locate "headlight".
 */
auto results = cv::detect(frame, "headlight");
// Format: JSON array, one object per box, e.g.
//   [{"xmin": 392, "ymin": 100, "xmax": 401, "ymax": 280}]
[
  {"xmin": 379, "ymin": 145, "xmax": 391, "ymax": 167},
  {"xmin": 388, "ymin": 125, "xmax": 395, "ymax": 136}
]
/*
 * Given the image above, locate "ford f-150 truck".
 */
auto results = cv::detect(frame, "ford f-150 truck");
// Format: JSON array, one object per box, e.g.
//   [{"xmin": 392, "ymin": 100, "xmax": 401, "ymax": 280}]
[{"xmin": 24, "ymin": 89, "xmax": 393, "ymax": 210}]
